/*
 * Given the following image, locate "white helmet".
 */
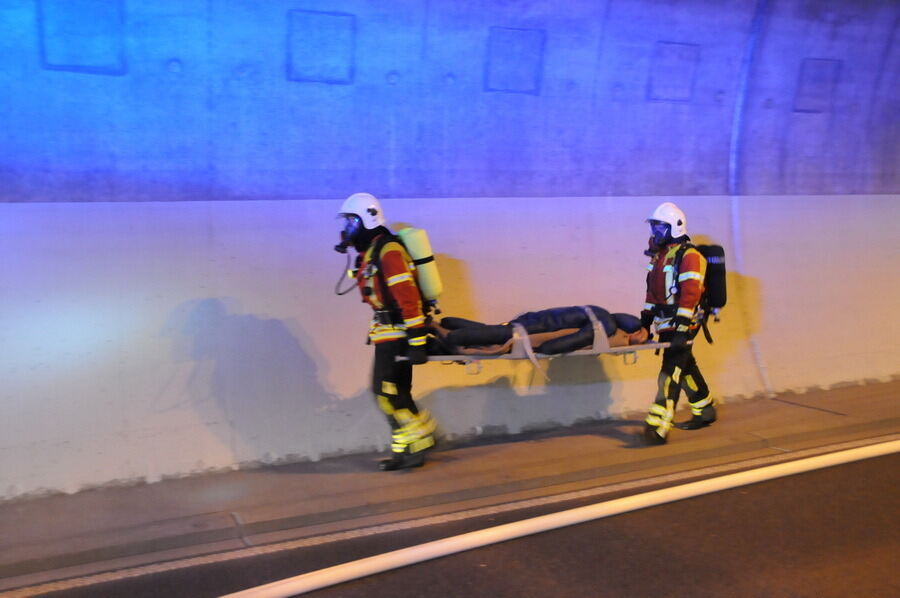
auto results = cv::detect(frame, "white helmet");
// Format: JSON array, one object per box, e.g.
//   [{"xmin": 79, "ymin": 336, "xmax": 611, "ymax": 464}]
[
  {"xmin": 648, "ymin": 202, "xmax": 687, "ymax": 239},
  {"xmin": 339, "ymin": 192, "xmax": 385, "ymax": 230}
]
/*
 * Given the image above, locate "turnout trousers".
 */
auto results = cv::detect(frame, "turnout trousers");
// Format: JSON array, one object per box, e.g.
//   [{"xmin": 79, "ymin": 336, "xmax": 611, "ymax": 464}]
[
  {"xmin": 644, "ymin": 329, "xmax": 715, "ymax": 440},
  {"xmin": 372, "ymin": 339, "xmax": 436, "ymax": 455}
]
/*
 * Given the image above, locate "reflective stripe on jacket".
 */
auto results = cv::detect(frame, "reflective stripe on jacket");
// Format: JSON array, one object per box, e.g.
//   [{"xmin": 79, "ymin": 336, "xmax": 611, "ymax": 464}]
[
  {"xmin": 643, "ymin": 243, "xmax": 707, "ymax": 332},
  {"xmin": 356, "ymin": 235, "xmax": 426, "ymax": 344}
]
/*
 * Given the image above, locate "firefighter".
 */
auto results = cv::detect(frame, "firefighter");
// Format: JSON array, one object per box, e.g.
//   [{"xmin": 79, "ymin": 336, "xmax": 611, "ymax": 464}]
[
  {"xmin": 640, "ymin": 202, "xmax": 717, "ymax": 445},
  {"xmin": 336, "ymin": 192, "xmax": 437, "ymax": 470}
]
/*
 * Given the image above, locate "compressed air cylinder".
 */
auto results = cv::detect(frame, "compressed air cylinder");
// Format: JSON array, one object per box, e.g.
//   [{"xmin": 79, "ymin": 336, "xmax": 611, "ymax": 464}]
[
  {"xmin": 699, "ymin": 245, "xmax": 727, "ymax": 309},
  {"xmin": 397, "ymin": 227, "xmax": 443, "ymax": 301}
]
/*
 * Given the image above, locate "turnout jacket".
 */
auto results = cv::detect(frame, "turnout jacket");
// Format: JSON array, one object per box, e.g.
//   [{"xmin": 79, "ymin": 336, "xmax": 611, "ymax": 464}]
[
  {"xmin": 644, "ymin": 242, "xmax": 707, "ymax": 333},
  {"xmin": 355, "ymin": 234, "xmax": 427, "ymax": 345}
]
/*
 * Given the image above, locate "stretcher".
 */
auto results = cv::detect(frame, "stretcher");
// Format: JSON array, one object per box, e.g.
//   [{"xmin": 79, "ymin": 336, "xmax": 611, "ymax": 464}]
[{"xmin": 399, "ymin": 306, "xmax": 684, "ymax": 380}]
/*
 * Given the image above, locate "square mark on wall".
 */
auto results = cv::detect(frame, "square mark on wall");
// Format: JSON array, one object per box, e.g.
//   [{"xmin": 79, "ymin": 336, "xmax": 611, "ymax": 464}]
[{"xmin": 287, "ymin": 10, "xmax": 356, "ymax": 84}]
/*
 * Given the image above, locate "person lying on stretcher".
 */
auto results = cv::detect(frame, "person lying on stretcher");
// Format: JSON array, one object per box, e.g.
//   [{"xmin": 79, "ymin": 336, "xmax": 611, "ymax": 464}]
[{"xmin": 425, "ymin": 305, "xmax": 650, "ymax": 356}]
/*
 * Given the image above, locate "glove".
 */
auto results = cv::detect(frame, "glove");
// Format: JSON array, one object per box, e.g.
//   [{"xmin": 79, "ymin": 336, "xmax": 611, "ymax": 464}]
[
  {"xmin": 639, "ymin": 310, "xmax": 654, "ymax": 342},
  {"xmin": 406, "ymin": 344, "xmax": 429, "ymax": 365},
  {"xmin": 669, "ymin": 316, "xmax": 691, "ymax": 350},
  {"xmin": 640, "ymin": 310, "xmax": 654, "ymax": 333}
]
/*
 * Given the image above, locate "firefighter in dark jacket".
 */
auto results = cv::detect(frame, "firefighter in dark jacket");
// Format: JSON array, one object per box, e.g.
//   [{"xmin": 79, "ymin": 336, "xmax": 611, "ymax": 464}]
[
  {"xmin": 336, "ymin": 192, "xmax": 437, "ymax": 470},
  {"xmin": 640, "ymin": 202, "xmax": 717, "ymax": 445}
]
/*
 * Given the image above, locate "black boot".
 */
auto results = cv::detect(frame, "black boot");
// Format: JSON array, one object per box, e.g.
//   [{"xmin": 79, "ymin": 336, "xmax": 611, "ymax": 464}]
[
  {"xmin": 642, "ymin": 423, "xmax": 667, "ymax": 446},
  {"xmin": 379, "ymin": 451, "xmax": 426, "ymax": 471},
  {"xmin": 675, "ymin": 405, "xmax": 717, "ymax": 430}
]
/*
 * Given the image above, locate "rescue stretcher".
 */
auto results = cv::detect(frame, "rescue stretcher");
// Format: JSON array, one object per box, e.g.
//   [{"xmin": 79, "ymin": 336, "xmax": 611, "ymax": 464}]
[{"xmin": 400, "ymin": 306, "xmax": 684, "ymax": 380}]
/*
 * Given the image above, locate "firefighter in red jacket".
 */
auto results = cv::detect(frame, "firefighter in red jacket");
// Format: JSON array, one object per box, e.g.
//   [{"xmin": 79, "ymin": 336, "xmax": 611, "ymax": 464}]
[
  {"xmin": 640, "ymin": 202, "xmax": 717, "ymax": 445},
  {"xmin": 336, "ymin": 192, "xmax": 437, "ymax": 470}
]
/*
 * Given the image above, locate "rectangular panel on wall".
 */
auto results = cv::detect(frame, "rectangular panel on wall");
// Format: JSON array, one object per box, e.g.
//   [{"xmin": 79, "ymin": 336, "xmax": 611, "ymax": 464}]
[
  {"xmin": 286, "ymin": 10, "xmax": 355, "ymax": 84},
  {"xmin": 793, "ymin": 57, "xmax": 841, "ymax": 113},
  {"xmin": 37, "ymin": 0, "xmax": 127, "ymax": 75},
  {"xmin": 646, "ymin": 41, "xmax": 699, "ymax": 102},
  {"xmin": 484, "ymin": 26, "xmax": 546, "ymax": 95}
]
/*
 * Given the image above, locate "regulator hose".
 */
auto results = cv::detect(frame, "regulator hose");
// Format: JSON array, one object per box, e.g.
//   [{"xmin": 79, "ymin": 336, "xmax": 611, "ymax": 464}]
[{"xmin": 334, "ymin": 252, "xmax": 357, "ymax": 296}]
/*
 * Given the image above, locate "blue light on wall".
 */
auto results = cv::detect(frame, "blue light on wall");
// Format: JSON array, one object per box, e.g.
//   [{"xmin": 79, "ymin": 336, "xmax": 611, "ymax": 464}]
[
  {"xmin": 0, "ymin": 0, "xmax": 896, "ymax": 202},
  {"xmin": 37, "ymin": 0, "xmax": 127, "ymax": 76},
  {"xmin": 484, "ymin": 26, "xmax": 546, "ymax": 95},
  {"xmin": 286, "ymin": 10, "xmax": 356, "ymax": 85}
]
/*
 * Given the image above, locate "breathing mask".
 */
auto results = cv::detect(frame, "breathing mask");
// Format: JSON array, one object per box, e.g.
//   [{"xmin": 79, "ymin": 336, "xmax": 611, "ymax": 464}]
[
  {"xmin": 649, "ymin": 219, "xmax": 672, "ymax": 247},
  {"xmin": 334, "ymin": 214, "xmax": 362, "ymax": 254}
]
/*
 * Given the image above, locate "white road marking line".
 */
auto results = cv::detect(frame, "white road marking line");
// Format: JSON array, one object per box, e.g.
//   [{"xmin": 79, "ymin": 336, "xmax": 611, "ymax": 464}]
[
  {"xmin": 221, "ymin": 438, "xmax": 900, "ymax": 598},
  {"xmin": 2, "ymin": 434, "xmax": 896, "ymax": 598}
]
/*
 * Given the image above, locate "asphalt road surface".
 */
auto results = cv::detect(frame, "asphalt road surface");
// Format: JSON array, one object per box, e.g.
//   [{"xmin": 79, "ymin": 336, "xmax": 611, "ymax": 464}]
[{"xmin": 39, "ymin": 453, "xmax": 900, "ymax": 598}]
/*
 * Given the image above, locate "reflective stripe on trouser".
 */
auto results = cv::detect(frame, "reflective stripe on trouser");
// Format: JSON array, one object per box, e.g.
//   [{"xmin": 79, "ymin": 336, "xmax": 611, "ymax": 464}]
[
  {"xmin": 373, "ymin": 339, "xmax": 415, "ymax": 418},
  {"xmin": 688, "ymin": 393, "xmax": 715, "ymax": 416},
  {"xmin": 645, "ymin": 336, "xmax": 711, "ymax": 437},
  {"xmin": 644, "ymin": 392, "xmax": 675, "ymax": 438},
  {"xmin": 372, "ymin": 339, "xmax": 431, "ymax": 450},
  {"xmin": 390, "ymin": 409, "xmax": 436, "ymax": 454}
]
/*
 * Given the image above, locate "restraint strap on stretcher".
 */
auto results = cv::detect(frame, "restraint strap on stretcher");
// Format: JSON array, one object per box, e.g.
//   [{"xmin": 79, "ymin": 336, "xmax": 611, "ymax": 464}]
[{"xmin": 408, "ymin": 306, "xmax": 683, "ymax": 373}]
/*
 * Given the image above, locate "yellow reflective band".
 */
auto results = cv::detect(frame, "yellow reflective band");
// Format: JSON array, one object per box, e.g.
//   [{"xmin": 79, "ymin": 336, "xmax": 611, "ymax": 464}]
[
  {"xmin": 404, "ymin": 315, "xmax": 426, "ymax": 327},
  {"xmin": 676, "ymin": 307, "xmax": 694, "ymax": 319},
  {"xmin": 643, "ymin": 302, "xmax": 655, "ymax": 311},
  {"xmin": 645, "ymin": 415, "xmax": 664, "ymax": 426},
  {"xmin": 684, "ymin": 375, "xmax": 699, "ymax": 392},
  {"xmin": 672, "ymin": 366, "xmax": 682, "ymax": 384},
  {"xmin": 370, "ymin": 330, "xmax": 407, "ymax": 342},
  {"xmin": 376, "ymin": 395, "xmax": 395, "ymax": 415},
  {"xmin": 649, "ymin": 404, "xmax": 669, "ymax": 417},
  {"xmin": 690, "ymin": 396, "xmax": 712, "ymax": 409},
  {"xmin": 663, "ymin": 265, "xmax": 674, "ymax": 272},
  {"xmin": 678, "ymin": 271, "xmax": 704, "ymax": 282},
  {"xmin": 409, "ymin": 436, "xmax": 435, "ymax": 453},
  {"xmin": 408, "ymin": 336, "xmax": 426, "ymax": 347},
  {"xmin": 646, "ymin": 264, "xmax": 654, "ymax": 271},
  {"xmin": 381, "ymin": 381, "xmax": 398, "ymax": 395},
  {"xmin": 393, "ymin": 408, "xmax": 415, "ymax": 425},
  {"xmin": 386, "ymin": 272, "xmax": 413, "ymax": 286},
  {"xmin": 347, "ymin": 270, "xmax": 355, "ymax": 279},
  {"xmin": 644, "ymin": 416, "xmax": 671, "ymax": 435},
  {"xmin": 418, "ymin": 411, "xmax": 436, "ymax": 435},
  {"xmin": 393, "ymin": 411, "xmax": 437, "ymax": 444}
]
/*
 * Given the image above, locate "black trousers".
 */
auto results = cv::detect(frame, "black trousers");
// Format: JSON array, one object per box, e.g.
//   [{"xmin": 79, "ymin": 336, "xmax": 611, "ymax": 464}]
[
  {"xmin": 372, "ymin": 339, "xmax": 419, "ymax": 428},
  {"xmin": 645, "ymin": 329, "xmax": 711, "ymax": 436},
  {"xmin": 660, "ymin": 332, "xmax": 709, "ymax": 402}
]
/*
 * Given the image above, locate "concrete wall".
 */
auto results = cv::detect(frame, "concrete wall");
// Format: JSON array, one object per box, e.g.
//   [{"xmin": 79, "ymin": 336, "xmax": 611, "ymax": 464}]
[
  {"xmin": 2, "ymin": 195, "xmax": 898, "ymax": 499},
  {"xmin": 1, "ymin": 0, "xmax": 898, "ymax": 201},
  {"xmin": 1, "ymin": 1, "xmax": 899, "ymax": 498}
]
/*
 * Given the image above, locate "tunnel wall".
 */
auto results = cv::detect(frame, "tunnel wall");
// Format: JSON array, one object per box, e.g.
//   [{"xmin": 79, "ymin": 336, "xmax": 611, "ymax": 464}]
[
  {"xmin": 1, "ymin": 195, "xmax": 898, "ymax": 499},
  {"xmin": 1, "ymin": 0, "xmax": 898, "ymax": 201},
  {"xmin": 1, "ymin": 0, "xmax": 899, "ymax": 498}
]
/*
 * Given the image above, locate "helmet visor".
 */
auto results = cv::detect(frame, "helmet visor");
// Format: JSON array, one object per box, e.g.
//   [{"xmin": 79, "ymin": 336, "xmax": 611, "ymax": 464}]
[
  {"xmin": 648, "ymin": 220, "xmax": 671, "ymax": 244},
  {"xmin": 340, "ymin": 214, "xmax": 363, "ymax": 242}
]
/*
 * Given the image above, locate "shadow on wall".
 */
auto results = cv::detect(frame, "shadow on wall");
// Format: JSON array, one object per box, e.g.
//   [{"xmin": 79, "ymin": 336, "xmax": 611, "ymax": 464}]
[
  {"xmin": 432, "ymin": 253, "xmax": 478, "ymax": 319},
  {"xmin": 689, "ymin": 235, "xmax": 763, "ymax": 365},
  {"xmin": 417, "ymin": 354, "xmax": 621, "ymax": 451},
  {"xmin": 162, "ymin": 298, "xmax": 375, "ymax": 464}
]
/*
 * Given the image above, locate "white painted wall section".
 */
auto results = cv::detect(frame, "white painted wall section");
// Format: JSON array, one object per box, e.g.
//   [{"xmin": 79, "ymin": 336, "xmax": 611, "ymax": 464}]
[{"xmin": 0, "ymin": 196, "xmax": 897, "ymax": 499}]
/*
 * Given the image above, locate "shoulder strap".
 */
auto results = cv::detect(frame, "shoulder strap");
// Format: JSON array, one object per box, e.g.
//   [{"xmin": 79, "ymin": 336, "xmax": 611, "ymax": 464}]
[
  {"xmin": 370, "ymin": 234, "xmax": 402, "ymax": 312},
  {"xmin": 674, "ymin": 242, "xmax": 716, "ymax": 343},
  {"xmin": 671, "ymin": 241, "xmax": 694, "ymax": 281}
]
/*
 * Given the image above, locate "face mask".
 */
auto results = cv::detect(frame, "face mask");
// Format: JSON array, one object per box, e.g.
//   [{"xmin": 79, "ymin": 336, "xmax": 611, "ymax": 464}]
[
  {"xmin": 649, "ymin": 220, "xmax": 671, "ymax": 246},
  {"xmin": 334, "ymin": 214, "xmax": 362, "ymax": 253}
]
